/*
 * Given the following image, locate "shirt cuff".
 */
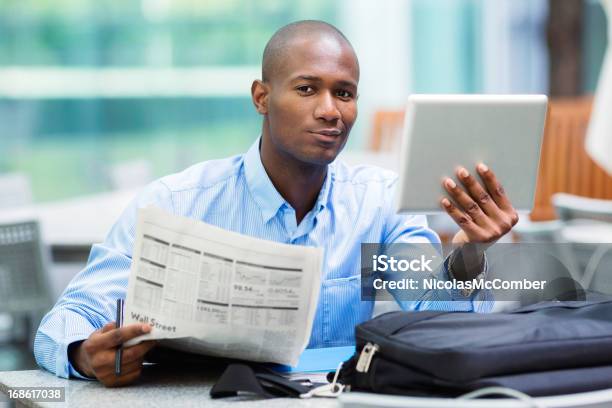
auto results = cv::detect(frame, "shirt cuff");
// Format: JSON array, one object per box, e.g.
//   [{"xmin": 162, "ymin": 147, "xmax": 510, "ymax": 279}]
[
  {"xmin": 67, "ymin": 339, "xmax": 96, "ymax": 380},
  {"xmin": 52, "ymin": 308, "xmax": 99, "ymax": 379},
  {"xmin": 68, "ymin": 360, "xmax": 95, "ymax": 380},
  {"xmin": 444, "ymin": 251, "xmax": 488, "ymax": 299}
]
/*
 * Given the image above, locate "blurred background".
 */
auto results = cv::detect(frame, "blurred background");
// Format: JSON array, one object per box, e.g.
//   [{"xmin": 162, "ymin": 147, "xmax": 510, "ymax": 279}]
[
  {"xmin": 0, "ymin": 0, "xmax": 607, "ymax": 202},
  {"xmin": 0, "ymin": 0, "xmax": 611, "ymax": 372}
]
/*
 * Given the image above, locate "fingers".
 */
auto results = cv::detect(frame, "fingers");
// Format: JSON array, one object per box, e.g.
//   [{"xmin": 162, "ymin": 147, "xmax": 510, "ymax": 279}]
[
  {"xmin": 121, "ymin": 341, "xmax": 157, "ymax": 364},
  {"xmin": 476, "ymin": 163, "xmax": 519, "ymax": 226},
  {"xmin": 440, "ymin": 198, "xmax": 484, "ymax": 237},
  {"xmin": 80, "ymin": 322, "xmax": 156, "ymax": 388},
  {"xmin": 100, "ymin": 368, "xmax": 143, "ymax": 388},
  {"xmin": 476, "ymin": 164, "xmax": 511, "ymax": 211},
  {"xmin": 89, "ymin": 341, "xmax": 155, "ymax": 371},
  {"xmin": 443, "ymin": 176, "xmax": 488, "ymax": 226},
  {"xmin": 454, "ymin": 167, "xmax": 503, "ymax": 219},
  {"xmin": 119, "ymin": 359, "xmax": 145, "ymax": 377},
  {"xmin": 101, "ymin": 322, "xmax": 116, "ymax": 333},
  {"xmin": 88, "ymin": 341, "xmax": 156, "ymax": 387},
  {"xmin": 441, "ymin": 163, "xmax": 519, "ymax": 245},
  {"xmin": 90, "ymin": 323, "xmax": 152, "ymax": 349}
]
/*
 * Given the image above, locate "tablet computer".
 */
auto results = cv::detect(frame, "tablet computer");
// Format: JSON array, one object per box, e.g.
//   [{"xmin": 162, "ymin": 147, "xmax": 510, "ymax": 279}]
[{"xmin": 396, "ymin": 94, "xmax": 548, "ymax": 214}]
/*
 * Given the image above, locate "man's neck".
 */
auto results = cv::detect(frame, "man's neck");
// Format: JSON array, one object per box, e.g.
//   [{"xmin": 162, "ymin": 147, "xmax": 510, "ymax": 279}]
[{"xmin": 259, "ymin": 136, "xmax": 327, "ymax": 225}]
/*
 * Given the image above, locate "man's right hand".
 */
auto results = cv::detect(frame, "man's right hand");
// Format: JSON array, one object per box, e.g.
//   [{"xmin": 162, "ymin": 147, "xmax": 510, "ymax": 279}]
[{"xmin": 69, "ymin": 322, "xmax": 156, "ymax": 387}]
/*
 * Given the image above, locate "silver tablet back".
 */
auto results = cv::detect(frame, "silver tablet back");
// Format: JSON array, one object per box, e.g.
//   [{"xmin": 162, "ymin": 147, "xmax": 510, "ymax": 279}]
[{"xmin": 396, "ymin": 94, "xmax": 548, "ymax": 214}]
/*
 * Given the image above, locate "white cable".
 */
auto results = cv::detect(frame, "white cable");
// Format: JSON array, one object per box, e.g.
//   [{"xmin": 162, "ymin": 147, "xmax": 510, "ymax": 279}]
[
  {"xmin": 299, "ymin": 361, "xmax": 345, "ymax": 398},
  {"xmin": 581, "ymin": 244, "xmax": 612, "ymax": 289},
  {"xmin": 458, "ymin": 386, "xmax": 547, "ymax": 408}
]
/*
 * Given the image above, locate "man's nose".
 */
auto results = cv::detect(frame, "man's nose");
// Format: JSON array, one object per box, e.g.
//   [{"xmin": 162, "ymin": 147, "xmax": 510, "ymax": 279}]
[{"xmin": 314, "ymin": 92, "xmax": 341, "ymax": 122}]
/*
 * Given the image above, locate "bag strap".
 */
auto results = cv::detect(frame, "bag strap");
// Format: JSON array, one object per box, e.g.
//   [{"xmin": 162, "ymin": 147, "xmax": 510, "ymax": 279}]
[
  {"xmin": 391, "ymin": 310, "xmax": 447, "ymax": 331},
  {"xmin": 364, "ymin": 310, "xmax": 448, "ymax": 337},
  {"xmin": 210, "ymin": 363, "xmax": 322, "ymax": 399}
]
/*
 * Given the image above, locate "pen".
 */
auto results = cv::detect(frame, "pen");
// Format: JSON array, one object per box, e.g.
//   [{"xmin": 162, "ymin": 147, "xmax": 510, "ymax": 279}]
[{"xmin": 115, "ymin": 298, "xmax": 124, "ymax": 376}]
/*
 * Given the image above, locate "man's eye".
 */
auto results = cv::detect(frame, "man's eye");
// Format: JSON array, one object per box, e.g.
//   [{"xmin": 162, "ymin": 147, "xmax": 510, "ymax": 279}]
[
  {"xmin": 337, "ymin": 90, "xmax": 353, "ymax": 99},
  {"xmin": 297, "ymin": 86, "xmax": 314, "ymax": 94}
]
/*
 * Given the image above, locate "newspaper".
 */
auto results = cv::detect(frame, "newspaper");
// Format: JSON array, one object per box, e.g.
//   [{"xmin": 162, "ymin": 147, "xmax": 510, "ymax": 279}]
[{"xmin": 123, "ymin": 207, "xmax": 323, "ymax": 366}]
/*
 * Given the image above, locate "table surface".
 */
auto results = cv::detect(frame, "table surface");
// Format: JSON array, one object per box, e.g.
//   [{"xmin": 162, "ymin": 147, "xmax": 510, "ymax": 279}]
[
  {"xmin": 3, "ymin": 368, "xmax": 612, "ymax": 408},
  {"xmin": 0, "ymin": 368, "xmax": 340, "ymax": 408}
]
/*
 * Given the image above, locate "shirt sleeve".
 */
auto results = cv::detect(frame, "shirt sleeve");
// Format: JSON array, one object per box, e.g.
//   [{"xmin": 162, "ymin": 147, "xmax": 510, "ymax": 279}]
[
  {"xmin": 33, "ymin": 180, "xmax": 174, "ymax": 378},
  {"xmin": 68, "ymin": 353, "xmax": 94, "ymax": 380},
  {"xmin": 381, "ymin": 176, "xmax": 493, "ymax": 313}
]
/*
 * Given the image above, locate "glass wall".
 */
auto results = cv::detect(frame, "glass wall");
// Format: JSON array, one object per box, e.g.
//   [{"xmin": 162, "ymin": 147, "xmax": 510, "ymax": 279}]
[{"xmin": 0, "ymin": 0, "xmax": 336, "ymax": 201}]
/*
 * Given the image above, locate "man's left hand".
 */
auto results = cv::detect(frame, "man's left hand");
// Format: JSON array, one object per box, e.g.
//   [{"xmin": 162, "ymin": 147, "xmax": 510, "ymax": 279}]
[{"xmin": 441, "ymin": 163, "xmax": 519, "ymax": 247}]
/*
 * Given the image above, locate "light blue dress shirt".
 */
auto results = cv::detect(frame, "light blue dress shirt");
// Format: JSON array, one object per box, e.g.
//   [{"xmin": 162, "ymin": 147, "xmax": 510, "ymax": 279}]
[{"xmin": 34, "ymin": 137, "xmax": 491, "ymax": 379}]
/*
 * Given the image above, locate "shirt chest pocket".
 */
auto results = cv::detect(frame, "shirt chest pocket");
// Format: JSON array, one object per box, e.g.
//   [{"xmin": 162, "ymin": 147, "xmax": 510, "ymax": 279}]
[{"xmin": 321, "ymin": 274, "xmax": 373, "ymax": 346}]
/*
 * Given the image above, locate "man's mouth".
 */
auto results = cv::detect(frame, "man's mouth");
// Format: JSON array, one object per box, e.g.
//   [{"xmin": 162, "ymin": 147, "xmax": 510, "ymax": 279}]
[{"xmin": 310, "ymin": 128, "xmax": 343, "ymax": 137}]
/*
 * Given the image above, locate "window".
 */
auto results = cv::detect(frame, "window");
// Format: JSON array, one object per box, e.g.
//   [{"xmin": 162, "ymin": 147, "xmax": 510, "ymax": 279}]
[{"xmin": 0, "ymin": 0, "xmax": 336, "ymax": 201}]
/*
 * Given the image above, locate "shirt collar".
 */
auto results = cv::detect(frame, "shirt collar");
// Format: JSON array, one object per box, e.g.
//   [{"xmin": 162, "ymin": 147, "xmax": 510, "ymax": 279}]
[
  {"xmin": 243, "ymin": 136, "xmax": 333, "ymax": 223},
  {"xmin": 244, "ymin": 137, "xmax": 285, "ymax": 223}
]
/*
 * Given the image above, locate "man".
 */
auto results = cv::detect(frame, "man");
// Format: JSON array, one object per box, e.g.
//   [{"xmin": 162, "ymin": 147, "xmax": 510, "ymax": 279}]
[{"xmin": 34, "ymin": 20, "xmax": 518, "ymax": 387}]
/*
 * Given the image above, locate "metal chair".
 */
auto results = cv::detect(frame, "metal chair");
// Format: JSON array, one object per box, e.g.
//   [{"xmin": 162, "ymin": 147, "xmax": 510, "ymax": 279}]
[
  {"xmin": 0, "ymin": 172, "xmax": 34, "ymax": 345},
  {"xmin": 551, "ymin": 193, "xmax": 612, "ymax": 294},
  {"xmin": 553, "ymin": 193, "xmax": 612, "ymax": 223},
  {"xmin": 0, "ymin": 221, "xmax": 52, "ymax": 347},
  {"xmin": 496, "ymin": 193, "xmax": 612, "ymax": 311}
]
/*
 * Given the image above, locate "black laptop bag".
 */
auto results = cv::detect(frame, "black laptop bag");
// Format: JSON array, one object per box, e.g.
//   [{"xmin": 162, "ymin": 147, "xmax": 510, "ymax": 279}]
[{"xmin": 336, "ymin": 295, "xmax": 612, "ymax": 397}]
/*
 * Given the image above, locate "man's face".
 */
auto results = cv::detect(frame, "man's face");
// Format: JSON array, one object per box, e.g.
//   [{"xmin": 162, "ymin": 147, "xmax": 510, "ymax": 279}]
[{"xmin": 263, "ymin": 35, "xmax": 359, "ymax": 166}]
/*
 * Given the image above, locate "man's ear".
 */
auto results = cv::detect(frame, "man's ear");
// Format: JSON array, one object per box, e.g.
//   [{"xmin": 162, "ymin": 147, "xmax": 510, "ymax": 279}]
[{"xmin": 251, "ymin": 80, "xmax": 269, "ymax": 115}]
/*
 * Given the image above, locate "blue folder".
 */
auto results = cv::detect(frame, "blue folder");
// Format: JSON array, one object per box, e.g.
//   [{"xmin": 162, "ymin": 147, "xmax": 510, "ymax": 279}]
[{"xmin": 269, "ymin": 346, "xmax": 355, "ymax": 374}]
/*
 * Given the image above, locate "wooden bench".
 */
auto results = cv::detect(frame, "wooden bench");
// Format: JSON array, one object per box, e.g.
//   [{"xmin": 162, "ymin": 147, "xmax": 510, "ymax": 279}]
[{"xmin": 531, "ymin": 97, "xmax": 612, "ymax": 220}]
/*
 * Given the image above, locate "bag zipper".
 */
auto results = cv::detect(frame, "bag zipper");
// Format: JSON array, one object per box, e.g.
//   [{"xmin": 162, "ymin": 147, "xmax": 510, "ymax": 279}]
[{"xmin": 355, "ymin": 342, "xmax": 379, "ymax": 373}]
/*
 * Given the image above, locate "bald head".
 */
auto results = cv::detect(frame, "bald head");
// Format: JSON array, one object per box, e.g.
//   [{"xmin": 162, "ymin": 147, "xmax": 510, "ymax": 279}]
[{"xmin": 262, "ymin": 20, "xmax": 359, "ymax": 83}]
